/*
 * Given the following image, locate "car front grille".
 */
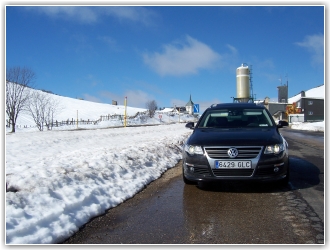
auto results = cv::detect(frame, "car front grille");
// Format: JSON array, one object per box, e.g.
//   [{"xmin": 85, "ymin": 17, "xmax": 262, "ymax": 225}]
[
  {"xmin": 204, "ymin": 146, "xmax": 262, "ymax": 159},
  {"xmin": 212, "ymin": 169, "xmax": 254, "ymax": 177}
]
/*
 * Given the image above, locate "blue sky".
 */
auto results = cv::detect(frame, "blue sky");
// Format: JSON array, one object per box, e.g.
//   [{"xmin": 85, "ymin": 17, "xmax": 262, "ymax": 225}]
[{"xmin": 6, "ymin": 4, "xmax": 324, "ymax": 112}]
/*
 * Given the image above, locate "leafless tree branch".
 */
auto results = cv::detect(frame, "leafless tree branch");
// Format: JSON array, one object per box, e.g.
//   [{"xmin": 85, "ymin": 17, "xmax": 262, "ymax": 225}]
[
  {"xmin": 26, "ymin": 91, "xmax": 62, "ymax": 131},
  {"xmin": 6, "ymin": 67, "xmax": 36, "ymax": 132},
  {"xmin": 146, "ymin": 100, "xmax": 157, "ymax": 118}
]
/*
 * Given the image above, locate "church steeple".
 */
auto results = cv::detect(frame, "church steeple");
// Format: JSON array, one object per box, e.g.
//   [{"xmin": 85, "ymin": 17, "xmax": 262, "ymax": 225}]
[
  {"xmin": 185, "ymin": 94, "xmax": 194, "ymax": 115},
  {"xmin": 186, "ymin": 94, "xmax": 194, "ymax": 106}
]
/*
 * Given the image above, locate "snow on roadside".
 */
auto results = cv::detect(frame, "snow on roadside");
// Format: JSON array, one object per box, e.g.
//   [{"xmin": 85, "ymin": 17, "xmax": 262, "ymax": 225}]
[
  {"xmin": 6, "ymin": 123, "xmax": 192, "ymax": 244},
  {"xmin": 290, "ymin": 121, "xmax": 324, "ymax": 132}
]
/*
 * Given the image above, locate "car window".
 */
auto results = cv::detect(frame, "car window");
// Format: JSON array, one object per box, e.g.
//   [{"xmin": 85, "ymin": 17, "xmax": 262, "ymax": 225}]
[{"xmin": 198, "ymin": 108, "xmax": 274, "ymax": 128}]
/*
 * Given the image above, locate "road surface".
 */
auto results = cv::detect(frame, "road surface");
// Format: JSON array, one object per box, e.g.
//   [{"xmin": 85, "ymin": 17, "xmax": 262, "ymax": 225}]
[{"xmin": 63, "ymin": 128, "xmax": 324, "ymax": 244}]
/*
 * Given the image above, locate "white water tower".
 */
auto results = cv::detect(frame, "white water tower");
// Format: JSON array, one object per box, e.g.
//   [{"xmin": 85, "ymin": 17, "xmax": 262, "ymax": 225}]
[{"xmin": 235, "ymin": 63, "xmax": 253, "ymax": 102}]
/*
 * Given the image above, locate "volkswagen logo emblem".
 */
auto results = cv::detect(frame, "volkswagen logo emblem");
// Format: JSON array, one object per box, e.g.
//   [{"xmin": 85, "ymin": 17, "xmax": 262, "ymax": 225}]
[{"xmin": 227, "ymin": 148, "xmax": 238, "ymax": 158}]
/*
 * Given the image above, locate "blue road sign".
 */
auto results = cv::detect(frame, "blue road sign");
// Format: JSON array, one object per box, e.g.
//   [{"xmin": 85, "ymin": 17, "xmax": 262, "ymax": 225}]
[{"xmin": 193, "ymin": 104, "xmax": 199, "ymax": 113}]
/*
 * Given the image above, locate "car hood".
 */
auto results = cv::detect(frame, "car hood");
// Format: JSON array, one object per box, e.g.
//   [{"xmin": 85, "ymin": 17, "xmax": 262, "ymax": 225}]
[{"xmin": 187, "ymin": 127, "xmax": 283, "ymax": 146}]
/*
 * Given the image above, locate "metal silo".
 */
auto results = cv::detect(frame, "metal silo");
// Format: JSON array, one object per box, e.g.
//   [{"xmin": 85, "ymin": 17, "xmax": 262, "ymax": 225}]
[{"xmin": 236, "ymin": 64, "xmax": 251, "ymax": 102}]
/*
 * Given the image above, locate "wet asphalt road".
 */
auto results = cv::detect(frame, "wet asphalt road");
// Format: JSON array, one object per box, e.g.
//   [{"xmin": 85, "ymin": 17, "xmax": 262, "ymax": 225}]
[
  {"xmin": 63, "ymin": 128, "xmax": 324, "ymax": 244},
  {"xmin": 279, "ymin": 128, "xmax": 324, "ymax": 226}
]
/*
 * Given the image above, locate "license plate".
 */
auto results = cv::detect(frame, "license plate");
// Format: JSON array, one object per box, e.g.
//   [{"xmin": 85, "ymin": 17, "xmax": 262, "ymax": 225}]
[{"xmin": 215, "ymin": 160, "xmax": 251, "ymax": 169}]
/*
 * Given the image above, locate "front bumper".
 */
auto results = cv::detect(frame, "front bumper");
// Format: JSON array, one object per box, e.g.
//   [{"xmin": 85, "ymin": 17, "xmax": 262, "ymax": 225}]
[{"xmin": 182, "ymin": 147, "xmax": 289, "ymax": 183}]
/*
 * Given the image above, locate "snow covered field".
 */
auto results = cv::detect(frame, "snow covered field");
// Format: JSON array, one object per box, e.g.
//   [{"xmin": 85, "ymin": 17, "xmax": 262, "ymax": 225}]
[
  {"xmin": 290, "ymin": 121, "xmax": 325, "ymax": 132},
  {"xmin": 5, "ymin": 88, "xmax": 198, "ymax": 244},
  {"xmin": 5, "ymin": 89, "xmax": 324, "ymax": 244},
  {"xmin": 6, "ymin": 123, "xmax": 192, "ymax": 244}
]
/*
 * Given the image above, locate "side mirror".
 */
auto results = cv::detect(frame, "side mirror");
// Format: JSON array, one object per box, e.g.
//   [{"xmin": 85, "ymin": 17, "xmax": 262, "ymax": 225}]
[
  {"xmin": 185, "ymin": 122, "xmax": 195, "ymax": 130},
  {"xmin": 277, "ymin": 120, "xmax": 288, "ymax": 128}
]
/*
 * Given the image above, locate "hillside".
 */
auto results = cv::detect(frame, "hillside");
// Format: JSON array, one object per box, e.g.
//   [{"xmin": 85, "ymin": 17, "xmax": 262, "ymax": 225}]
[{"xmin": 6, "ymin": 86, "xmax": 196, "ymax": 132}]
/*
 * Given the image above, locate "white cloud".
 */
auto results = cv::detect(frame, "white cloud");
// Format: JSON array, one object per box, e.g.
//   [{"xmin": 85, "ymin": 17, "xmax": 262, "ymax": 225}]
[
  {"xmin": 226, "ymin": 44, "xmax": 238, "ymax": 55},
  {"xmin": 124, "ymin": 90, "xmax": 154, "ymax": 108},
  {"xmin": 295, "ymin": 34, "xmax": 324, "ymax": 66},
  {"xmin": 33, "ymin": 6, "xmax": 99, "ymax": 23},
  {"xmin": 97, "ymin": 90, "xmax": 154, "ymax": 108},
  {"xmin": 28, "ymin": 6, "xmax": 157, "ymax": 26},
  {"xmin": 143, "ymin": 36, "xmax": 221, "ymax": 76},
  {"xmin": 103, "ymin": 6, "xmax": 158, "ymax": 26}
]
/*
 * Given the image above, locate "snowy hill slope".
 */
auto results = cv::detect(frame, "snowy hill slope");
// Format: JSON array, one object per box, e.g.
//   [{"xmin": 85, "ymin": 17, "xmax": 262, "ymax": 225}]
[
  {"xmin": 8, "ymin": 87, "xmax": 146, "ymax": 126},
  {"xmin": 6, "ymin": 86, "xmax": 196, "ymax": 132}
]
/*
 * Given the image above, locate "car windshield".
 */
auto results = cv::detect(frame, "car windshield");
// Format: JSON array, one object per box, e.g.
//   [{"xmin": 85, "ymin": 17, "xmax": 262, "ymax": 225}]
[{"xmin": 198, "ymin": 108, "xmax": 274, "ymax": 128}]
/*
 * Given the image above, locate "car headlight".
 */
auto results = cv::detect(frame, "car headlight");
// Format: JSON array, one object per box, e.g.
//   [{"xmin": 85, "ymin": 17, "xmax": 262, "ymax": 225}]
[
  {"xmin": 264, "ymin": 143, "xmax": 285, "ymax": 154},
  {"xmin": 184, "ymin": 144, "xmax": 203, "ymax": 155}
]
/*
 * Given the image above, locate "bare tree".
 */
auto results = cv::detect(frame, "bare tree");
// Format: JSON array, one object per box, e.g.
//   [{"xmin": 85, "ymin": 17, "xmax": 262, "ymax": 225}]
[
  {"xmin": 6, "ymin": 67, "xmax": 36, "ymax": 133},
  {"xmin": 26, "ymin": 91, "xmax": 48, "ymax": 131},
  {"xmin": 146, "ymin": 100, "xmax": 157, "ymax": 118},
  {"xmin": 45, "ymin": 97, "xmax": 62, "ymax": 130},
  {"xmin": 27, "ymin": 91, "xmax": 62, "ymax": 131}
]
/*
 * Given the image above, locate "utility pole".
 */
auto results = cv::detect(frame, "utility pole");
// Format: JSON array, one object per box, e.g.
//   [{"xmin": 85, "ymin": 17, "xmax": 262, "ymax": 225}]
[{"xmin": 124, "ymin": 97, "xmax": 127, "ymax": 127}]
